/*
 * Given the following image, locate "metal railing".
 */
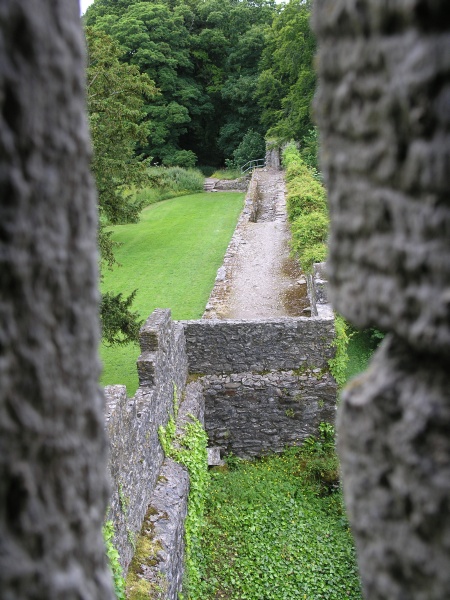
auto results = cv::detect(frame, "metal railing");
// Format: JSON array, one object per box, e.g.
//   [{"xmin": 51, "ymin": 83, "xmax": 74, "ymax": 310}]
[{"xmin": 240, "ymin": 158, "xmax": 266, "ymax": 175}]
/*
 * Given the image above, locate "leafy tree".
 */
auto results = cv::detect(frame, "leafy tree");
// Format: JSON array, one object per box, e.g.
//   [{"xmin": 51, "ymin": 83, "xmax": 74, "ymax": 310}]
[
  {"xmin": 87, "ymin": 1, "xmax": 209, "ymax": 166},
  {"xmin": 229, "ymin": 129, "xmax": 266, "ymax": 168},
  {"xmin": 86, "ymin": 26, "xmax": 156, "ymax": 343},
  {"xmin": 85, "ymin": 0, "xmax": 277, "ymax": 167},
  {"xmin": 256, "ymin": 0, "xmax": 316, "ymax": 144}
]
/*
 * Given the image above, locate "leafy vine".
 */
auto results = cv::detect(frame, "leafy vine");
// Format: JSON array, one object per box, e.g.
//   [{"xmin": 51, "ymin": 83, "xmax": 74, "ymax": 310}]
[
  {"xmin": 103, "ymin": 520, "xmax": 127, "ymax": 600},
  {"xmin": 158, "ymin": 396, "xmax": 209, "ymax": 599}
]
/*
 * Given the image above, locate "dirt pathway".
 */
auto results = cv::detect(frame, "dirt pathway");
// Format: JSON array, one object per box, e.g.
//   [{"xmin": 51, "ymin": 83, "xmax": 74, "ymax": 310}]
[{"xmin": 220, "ymin": 169, "xmax": 308, "ymax": 319}]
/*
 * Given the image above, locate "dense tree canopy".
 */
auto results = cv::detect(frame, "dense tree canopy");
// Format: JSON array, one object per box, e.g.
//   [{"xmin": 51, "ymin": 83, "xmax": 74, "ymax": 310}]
[
  {"xmin": 84, "ymin": 0, "xmax": 305, "ymax": 167},
  {"xmin": 256, "ymin": 0, "xmax": 316, "ymax": 143},
  {"xmin": 85, "ymin": 0, "xmax": 316, "ymax": 167}
]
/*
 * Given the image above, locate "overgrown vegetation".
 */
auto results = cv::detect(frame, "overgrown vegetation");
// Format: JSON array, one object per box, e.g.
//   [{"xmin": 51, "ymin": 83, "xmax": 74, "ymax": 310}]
[
  {"xmin": 195, "ymin": 426, "xmax": 361, "ymax": 600},
  {"xmin": 329, "ymin": 315, "xmax": 350, "ymax": 389},
  {"xmin": 103, "ymin": 520, "xmax": 127, "ymax": 600},
  {"xmin": 210, "ymin": 168, "xmax": 243, "ymax": 180},
  {"xmin": 283, "ymin": 144, "xmax": 328, "ymax": 273},
  {"xmin": 158, "ymin": 390, "xmax": 209, "ymax": 598},
  {"xmin": 143, "ymin": 166, "xmax": 205, "ymax": 202},
  {"xmin": 345, "ymin": 328, "xmax": 384, "ymax": 382},
  {"xmin": 100, "ymin": 192, "xmax": 244, "ymax": 394}
]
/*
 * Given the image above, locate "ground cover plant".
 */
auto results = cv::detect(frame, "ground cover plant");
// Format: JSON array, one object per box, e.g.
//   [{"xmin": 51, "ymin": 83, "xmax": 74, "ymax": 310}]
[
  {"xmin": 100, "ymin": 192, "xmax": 244, "ymax": 394},
  {"xmin": 195, "ymin": 434, "xmax": 362, "ymax": 600}
]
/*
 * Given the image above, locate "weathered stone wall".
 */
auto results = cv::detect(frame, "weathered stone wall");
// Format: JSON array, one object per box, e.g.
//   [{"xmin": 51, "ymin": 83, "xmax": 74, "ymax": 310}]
[
  {"xmin": 128, "ymin": 381, "xmax": 205, "ymax": 600},
  {"xmin": 265, "ymin": 144, "xmax": 281, "ymax": 170},
  {"xmin": 182, "ymin": 317, "xmax": 335, "ymax": 374},
  {"xmin": 213, "ymin": 176, "xmax": 250, "ymax": 191},
  {"xmin": 104, "ymin": 309, "xmax": 188, "ymax": 575},
  {"xmin": 105, "ymin": 306, "xmax": 338, "ymax": 587},
  {"xmin": 313, "ymin": 1, "xmax": 450, "ymax": 598},
  {"xmin": 0, "ymin": 1, "xmax": 114, "ymax": 598},
  {"xmin": 201, "ymin": 369, "xmax": 336, "ymax": 458},
  {"xmin": 183, "ymin": 315, "xmax": 337, "ymax": 457},
  {"xmin": 307, "ymin": 262, "xmax": 333, "ymax": 319}
]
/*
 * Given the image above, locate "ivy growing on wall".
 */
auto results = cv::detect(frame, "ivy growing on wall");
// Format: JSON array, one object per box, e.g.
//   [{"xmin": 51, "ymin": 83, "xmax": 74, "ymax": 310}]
[
  {"xmin": 158, "ymin": 391, "xmax": 209, "ymax": 599},
  {"xmin": 328, "ymin": 314, "xmax": 350, "ymax": 389},
  {"xmin": 103, "ymin": 520, "xmax": 127, "ymax": 600}
]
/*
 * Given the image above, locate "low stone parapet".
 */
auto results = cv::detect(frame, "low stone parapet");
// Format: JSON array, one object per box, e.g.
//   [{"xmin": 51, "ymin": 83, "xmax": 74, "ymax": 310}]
[{"xmin": 182, "ymin": 316, "xmax": 335, "ymax": 375}]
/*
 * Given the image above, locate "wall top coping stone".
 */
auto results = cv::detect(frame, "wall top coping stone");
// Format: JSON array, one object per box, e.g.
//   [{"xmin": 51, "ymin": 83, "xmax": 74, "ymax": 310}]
[
  {"xmin": 180, "ymin": 315, "xmax": 334, "ymax": 326},
  {"xmin": 140, "ymin": 308, "xmax": 172, "ymax": 352}
]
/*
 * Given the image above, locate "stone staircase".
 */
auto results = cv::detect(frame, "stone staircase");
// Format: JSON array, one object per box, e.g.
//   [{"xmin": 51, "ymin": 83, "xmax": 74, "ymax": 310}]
[{"xmin": 203, "ymin": 178, "xmax": 218, "ymax": 192}]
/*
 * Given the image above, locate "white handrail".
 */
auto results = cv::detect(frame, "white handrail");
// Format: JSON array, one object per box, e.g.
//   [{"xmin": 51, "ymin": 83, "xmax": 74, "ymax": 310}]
[{"xmin": 240, "ymin": 158, "xmax": 265, "ymax": 175}]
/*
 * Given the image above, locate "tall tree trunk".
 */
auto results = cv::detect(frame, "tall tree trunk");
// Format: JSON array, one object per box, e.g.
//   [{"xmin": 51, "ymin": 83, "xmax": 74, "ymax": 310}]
[
  {"xmin": 313, "ymin": 1, "xmax": 450, "ymax": 598},
  {"xmin": 0, "ymin": 1, "xmax": 114, "ymax": 598}
]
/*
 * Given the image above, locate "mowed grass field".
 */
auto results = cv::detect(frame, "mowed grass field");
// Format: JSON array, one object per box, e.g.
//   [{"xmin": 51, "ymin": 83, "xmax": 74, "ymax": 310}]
[{"xmin": 101, "ymin": 192, "xmax": 244, "ymax": 395}]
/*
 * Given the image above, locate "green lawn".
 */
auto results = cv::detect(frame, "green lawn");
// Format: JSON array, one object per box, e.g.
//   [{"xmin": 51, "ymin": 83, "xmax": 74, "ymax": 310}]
[{"xmin": 100, "ymin": 192, "xmax": 244, "ymax": 395}]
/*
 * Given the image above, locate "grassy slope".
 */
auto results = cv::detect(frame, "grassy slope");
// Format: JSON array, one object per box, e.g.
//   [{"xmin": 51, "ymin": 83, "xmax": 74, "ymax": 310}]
[{"xmin": 101, "ymin": 192, "xmax": 244, "ymax": 395}]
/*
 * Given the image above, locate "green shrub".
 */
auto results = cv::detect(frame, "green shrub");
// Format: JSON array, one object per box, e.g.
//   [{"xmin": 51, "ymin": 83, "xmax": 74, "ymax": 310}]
[
  {"xmin": 148, "ymin": 166, "xmax": 204, "ymax": 194},
  {"xmin": 134, "ymin": 166, "xmax": 205, "ymax": 207},
  {"xmin": 286, "ymin": 178, "xmax": 327, "ymax": 221},
  {"xmin": 230, "ymin": 128, "xmax": 266, "ymax": 168},
  {"xmin": 161, "ymin": 149, "xmax": 197, "ymax": 169},
  {"xmin": 300, "ymin": 243, "xmax": 328, "ymax": 271},
  {"xmin": 282, "ymin": 143, "xmax": 329, "ymax": 273},
  {"xmin": 291, "ymin": 211, "xmax": 329, "ymax": 271},
  {"xmin": 300, "ymin": 127, "xmax": 319, "ymax": 171}
]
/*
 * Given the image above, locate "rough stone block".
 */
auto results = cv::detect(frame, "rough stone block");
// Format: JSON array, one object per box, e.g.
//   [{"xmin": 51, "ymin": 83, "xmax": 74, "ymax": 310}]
[
  {"xmin": 139, "ymin": 308, "xmax": 172, "ymax": 353},
  {"xmin": 338, "ymin": 336, "xmax": 450, "ymax": 600},
  {"xmin": 313, "ymin": 1, "xmax": 450, "ymax": 356}
]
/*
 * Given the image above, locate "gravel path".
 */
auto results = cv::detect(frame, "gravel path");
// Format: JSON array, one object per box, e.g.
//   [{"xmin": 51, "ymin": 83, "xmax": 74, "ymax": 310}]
[{"xmin": 221, "ymin": 169, "xmax": 308, "ymax": 319}]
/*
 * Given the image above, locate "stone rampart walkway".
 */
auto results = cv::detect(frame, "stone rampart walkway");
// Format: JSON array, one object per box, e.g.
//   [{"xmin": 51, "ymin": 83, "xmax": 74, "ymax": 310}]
[{"xmin": 206, "ymin": 168, "xmax": 308, "ymax": 319}]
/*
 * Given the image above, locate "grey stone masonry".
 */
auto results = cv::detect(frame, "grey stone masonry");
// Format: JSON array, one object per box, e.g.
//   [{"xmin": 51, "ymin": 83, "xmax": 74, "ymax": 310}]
[
  {"xmin": 182, "ymin": 317, "xmax": 335, "ymax": 374},
  {"xmin": 131, "ymin": 381, "xmax": 205, "ymax": 600},
  {"xmin": 313, "ymin": 1, "xmax": 450, "ymax": 355},
  {"xmin": 105, "ymin": 308, "xmax": 338, "ymax": 590},
  {"xmin": 313, "ymin": 1, "xmax": 450, "ymax": 598},
  {"xmin": 307, "ymin": 262, "xmax": 333, "ymax": 320},
  {"xmin": 201, "ymin": 368, "xmax": 336, "ymax": 458},
  {"xmin": 104, "ymin": 309, "xmax": 188, "ymax": 575}
]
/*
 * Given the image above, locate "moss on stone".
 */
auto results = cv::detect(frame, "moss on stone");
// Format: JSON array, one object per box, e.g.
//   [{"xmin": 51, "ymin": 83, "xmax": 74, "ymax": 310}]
[{"xmin": 126, "ymin": 505, "xmax": 166, "ymax": 600}]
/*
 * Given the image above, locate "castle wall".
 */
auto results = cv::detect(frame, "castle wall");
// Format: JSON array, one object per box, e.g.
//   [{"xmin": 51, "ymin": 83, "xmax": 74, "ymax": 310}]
[
  {"xmin": 104, "ymin": 309, "xmax": 188, "ymax": 575},
  {"xmin": 182, "ymin": 314, "xmax": 337, "ymax": 457},
  {"xmin": 182, "ymin": 317, "xmax": 335, "ymax": 374},
  {"xmin": 104, "ymin": 307, "xmax": 337, "ymax": 589},
  {"xmin": 201, "ymin": 368, "xmax": 336, "ymax": 458}
]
